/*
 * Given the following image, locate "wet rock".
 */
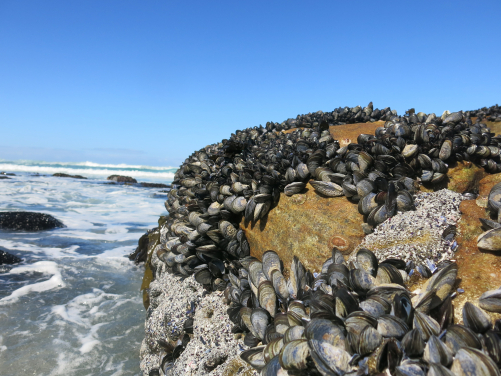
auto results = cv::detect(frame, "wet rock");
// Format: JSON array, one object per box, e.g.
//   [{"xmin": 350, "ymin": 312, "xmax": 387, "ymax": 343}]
[
  {"xmin": 140, "ymin": 182, "xmax": 171, "ymax": 188},
  {"xmin": 53, "ymin": 173, "xmax": 87, "ymax": 179},
  {"xmin": 107, "ymin": 175, "xmax": 138, "ymax": 183},
  {"xmin": 0, "ymin": 249, "xmax": 21, "ymax": 265},
  {"xmin": 0, "ymin": 212, "xmax": 65, "ymax": 231},
  {"xmin": 241, "ymin": 182, "xmax": 364, "ymax": 272}
]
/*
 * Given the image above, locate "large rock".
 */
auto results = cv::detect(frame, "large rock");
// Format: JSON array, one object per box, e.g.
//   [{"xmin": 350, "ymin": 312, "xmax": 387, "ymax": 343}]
[
  {"xmin": 107, "ymin": 175, "xmax": 138, "ymax": 183},
  {"xmin": 0, "ymin": 249, "xmax": 22, "ymax": 265},
  {"xmin": 241, "ymin": 182, "xmax": 365, "ymax": 272},
  {"xmin": 53, "ymin": 173, "xmax": 87, "ymax": 179},
  {"xmin": 0, "ymin": 212, "xmax": 65, "ymax": 231}
]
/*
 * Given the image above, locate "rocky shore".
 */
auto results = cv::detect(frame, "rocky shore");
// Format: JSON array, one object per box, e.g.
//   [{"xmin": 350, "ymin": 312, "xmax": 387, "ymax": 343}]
[{"xmin": 135, "ymin": 103, "xmax": 501, "ymax": 376}]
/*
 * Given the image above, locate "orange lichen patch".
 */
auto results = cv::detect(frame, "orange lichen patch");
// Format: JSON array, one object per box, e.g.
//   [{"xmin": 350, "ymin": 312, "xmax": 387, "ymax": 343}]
[
  {"xmin": 241, "ymin": 182, "xmax": 364, "ymax": 272},
  {"xmin": 453, "ymin": 199, "xmax": 501, "ymax": 324},
  {"xmin": 479, "ymin": 172, "xmax": 501, "ymax": 197}
]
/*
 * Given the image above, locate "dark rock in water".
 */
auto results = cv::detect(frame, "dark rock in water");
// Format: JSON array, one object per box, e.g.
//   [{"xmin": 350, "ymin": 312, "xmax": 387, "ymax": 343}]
[
  {"xmin": 0, "ymin": 172, "xmax": 15, "ymax": 176},
  {"xmin": 0, "ymin": 212, "xmax": 65, "ymax": 231},
  {"xmin": 107, "ymin": 175, "xmax": 138, "ymax": 183},
  {"xmin": 53, "ymin": 173, "xmax": 87, "ymax": 179},
  {"xmin": 0, "ymin": 249, "xmax": 21, "ymax": 265},
  {"xmin": 140, "ymin": 182, "xmax": 171, "ymax": 188},
  {"xmin": 0, "ymin": 176, "xmax": 11, "ymax": 179}
]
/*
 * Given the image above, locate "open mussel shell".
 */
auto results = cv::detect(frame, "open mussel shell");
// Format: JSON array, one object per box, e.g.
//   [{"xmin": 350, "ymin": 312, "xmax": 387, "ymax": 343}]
[
  {"xmin": 374, "ymin": 338, "xmax": 403, "ymax": 374},
  {"xmin": 451, "ymin": 347, "xmax": 501, "ymax": 376},
  {"xmin": 393, "ymin": 292, "xmax": 414, "ymax": 325},
  {"xmin": 463, "ymin": 301, "xmax": 492, "ymax": 333}
]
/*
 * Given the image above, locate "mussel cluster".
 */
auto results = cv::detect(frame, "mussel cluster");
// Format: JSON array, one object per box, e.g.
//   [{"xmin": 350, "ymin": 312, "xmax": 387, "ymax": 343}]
[
  {"xmin": 226, "ymin": 249, "xmax": 501, "ymax": 376},
  {"xmin": 150, "ymin": 103, "xmax": 501, "ymax": 374},
  {"xmin": 478, "ymin": 181, "xmax": 501, "ymax": 251}
]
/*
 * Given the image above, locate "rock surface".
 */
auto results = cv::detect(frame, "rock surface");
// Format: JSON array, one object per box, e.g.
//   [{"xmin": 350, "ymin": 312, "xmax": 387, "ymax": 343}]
[
  {"xmin": 140, "ymin": 182, "xmax": 171, "ymax": 188},
  {"xmin": 139, "ymin": 238, "xmax": 256, "ymax": 376},
  {"xmin": 53, "ymin": 173, "xmax": 87, "ymax": 179},
  {"xmin": 242, "ymin": 181, "xmax": 365, "ymax": 272},
  {"xmin": 107, "ymin": 175, "xmax": 138, "ymax": 183},
  {"xmin": 0, "ymin": 212, "xmax": 65, "ymax": 231},
  {"xmin": 0, "ymin": 249, "xmax": 22, "ymax": 265},
  {"xmin": 451, "ymin": 175, "xmax": 501, "ymax": 324},
  {"xmin": 137, "ymin": 114, "xmax": 501, "ymax": 375}
]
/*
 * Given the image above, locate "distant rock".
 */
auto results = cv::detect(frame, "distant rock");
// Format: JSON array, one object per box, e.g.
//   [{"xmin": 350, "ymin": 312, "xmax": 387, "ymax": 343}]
[
  {"xmin": 53, "ymin": 173, "xmax": 87, "ymax": 179},
  {"xmin": 0, "ymin": 176, "xmax": 11, "ymax": 179},
  {"xmin": 107, "ymin": 175, "xmax": 138, "ymax": 183},
  {"xmin": 0, "ymin": 249, "xmax": 21, "ymax": 265},
  {"xmin": 0, "ymin": 172, "xmax": 15, "ymax": 176},
  {"xmin": 0, "ymin": 212, "xmax": 65, "ymax": 231},
  {"xmin": 139, "ymin": 182, "xmax": 171, "ymax": 188}
]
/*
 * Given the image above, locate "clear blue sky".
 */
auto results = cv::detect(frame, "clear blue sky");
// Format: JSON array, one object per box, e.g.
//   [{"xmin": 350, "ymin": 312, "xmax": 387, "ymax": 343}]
[{"xmin": 1, "ymin": 1, "xmax": 500, "ymax": 167}]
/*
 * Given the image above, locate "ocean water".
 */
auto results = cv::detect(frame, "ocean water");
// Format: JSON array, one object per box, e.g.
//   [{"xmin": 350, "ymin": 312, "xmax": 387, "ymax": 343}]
[{"xmin": 0, "ymin": 161, "xmax": 174, "ymax": 376}]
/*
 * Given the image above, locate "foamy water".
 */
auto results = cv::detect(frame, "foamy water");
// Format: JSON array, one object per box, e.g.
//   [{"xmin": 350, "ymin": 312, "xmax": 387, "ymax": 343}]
[
  {"xmin": 0, "ymin": 169, "xmax": 170, "ymax": 375},
  {"xmin": 0, "ymin": 160, "xmax": 177, "ymax": 182}
]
